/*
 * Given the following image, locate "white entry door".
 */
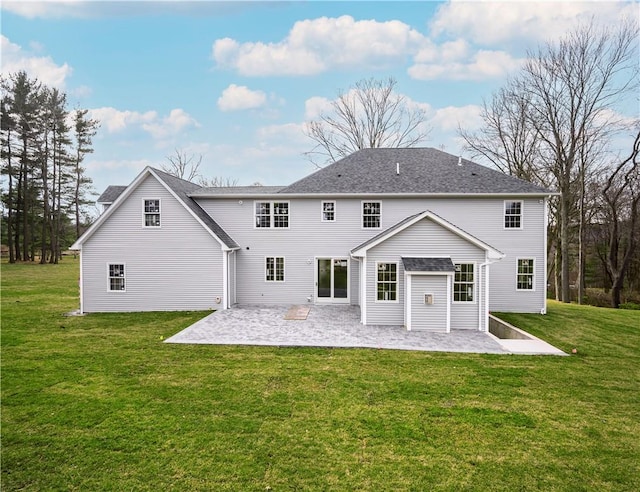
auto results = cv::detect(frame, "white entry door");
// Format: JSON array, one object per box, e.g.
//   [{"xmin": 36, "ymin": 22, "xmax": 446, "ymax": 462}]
[{"xmin": 316, "ymin": 258, "xmax": 349, "ymax": 303}]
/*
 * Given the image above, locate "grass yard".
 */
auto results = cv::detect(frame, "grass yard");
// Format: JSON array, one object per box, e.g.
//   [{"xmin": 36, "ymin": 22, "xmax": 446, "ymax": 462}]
[{"xmin": 2, "ymin": 259, "xmax": 639, "ymax": 491}]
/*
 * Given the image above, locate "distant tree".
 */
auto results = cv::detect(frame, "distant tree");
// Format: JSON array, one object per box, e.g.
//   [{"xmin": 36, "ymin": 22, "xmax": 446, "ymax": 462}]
[
  {"xmin": 304, "ymin": 77, "xmax": 431, "ymax": 166},
  {"xmin": 600, "ymin": 131, "xmax": 640, "ymax": 308},
  {"xmin": 162, "ymin": 148, "xmax": 238, "ymax": 187},
  {"xmin": 71, "ymin": 109, "xmax": 99, "ymax": 239}
]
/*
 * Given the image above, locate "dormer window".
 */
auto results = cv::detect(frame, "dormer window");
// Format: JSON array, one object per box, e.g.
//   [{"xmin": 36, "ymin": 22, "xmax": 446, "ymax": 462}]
[{"xmin": 143, "ymin": 199, "xmax": 160, "ymax": 227}]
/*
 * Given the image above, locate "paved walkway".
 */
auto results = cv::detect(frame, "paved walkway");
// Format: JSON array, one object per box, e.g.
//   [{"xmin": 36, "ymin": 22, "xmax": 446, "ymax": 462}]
[{"xmin": 165, "ymin": 305, "xmax": 565, "ymax": 355}]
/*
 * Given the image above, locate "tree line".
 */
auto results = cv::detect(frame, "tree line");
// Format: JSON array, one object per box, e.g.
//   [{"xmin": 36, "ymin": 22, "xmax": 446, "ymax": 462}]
[{"xmin": 1, "ymin": 71, "xmax": 99, "ymax": 264}]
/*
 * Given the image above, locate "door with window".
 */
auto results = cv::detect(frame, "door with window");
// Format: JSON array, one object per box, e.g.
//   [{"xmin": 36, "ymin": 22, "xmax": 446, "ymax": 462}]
[{"xmin": 316, "ymin": 258, "xmax": 349, "ymax": 303}]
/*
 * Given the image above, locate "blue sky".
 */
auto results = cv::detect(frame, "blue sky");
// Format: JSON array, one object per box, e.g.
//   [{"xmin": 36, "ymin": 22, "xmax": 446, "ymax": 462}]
[{"xmin": 1, "ymin": 0, "xmax": 638, "ymax": 201}]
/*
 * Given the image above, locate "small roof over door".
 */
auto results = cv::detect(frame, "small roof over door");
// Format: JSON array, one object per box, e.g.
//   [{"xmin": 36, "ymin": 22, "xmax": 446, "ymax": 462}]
[{"xmin": 402, "ymin": 257, "xmax": 455, "ymax": 273}]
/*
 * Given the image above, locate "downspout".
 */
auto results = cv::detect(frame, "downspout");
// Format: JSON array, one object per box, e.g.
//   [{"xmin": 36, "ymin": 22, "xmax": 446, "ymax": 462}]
[{"xmin": 222, "ymin": 249, "xmax": 228, "ymax": 310}]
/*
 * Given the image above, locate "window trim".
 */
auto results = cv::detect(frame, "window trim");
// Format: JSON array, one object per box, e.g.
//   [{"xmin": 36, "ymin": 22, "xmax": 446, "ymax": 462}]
[
  {"xmin": 321, "ymin": 200, "xmax": 336, "ymax": 222},
  {"xmin": 516, "ymin": 257, "xmax": 536, "ymax": 291},
  {"xmin": 142, "ymin": 198, "xmax": 161, "ymax": 228},
  {"xmin": 504, "ymin": 200, "xmax": 523, "ymax": 230},
  {"xmin": 375, "ymin": 261, "xmax": 399, "ymax": 303},
  {"xmin": 453, "ymin": 262, "xmax": 476, "ymax": 304},
  {"xmin": 107, "ymin": 263, "xmax": 126, "ymax": 292},
  {"xmin": 362, "ymin": 200, "xmax": 382, "ymax": 229},
  {"xmin": 265, "ymin": 256, "xmax": 285, "ymax": 282},
  {"xmin": 254, "ymin": 201, "xmax": 290, "ymax": 229}
]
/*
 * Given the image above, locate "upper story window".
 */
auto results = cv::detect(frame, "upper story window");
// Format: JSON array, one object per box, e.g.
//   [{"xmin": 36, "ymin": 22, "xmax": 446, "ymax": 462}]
[
  {"xmin": 143, "ymin": 199, "xmax": 160, "ymax": 227},
  {"xmin": 517, "ymin": 258, "xmax": 535, "ymax": 290},
  {"xmin": 255, "ymin": 201, "xmax": 289, "ymax": 228},
  {"xmin": 376, "ymin": 262, "xmax": 397, "ymax": 301},
  {"xmin": 321, "ymin": 201, "xmax": 336, "ymax": 222},
  {"xmin": 363, "ymin": 201, "xmax": 381, "ymax": 228},
  {"xmin": 504, "ymin": 201, "xmax": 523, "ymax": 229},
  {"xmin": 108, "ymin": 263, "xmax": 126, "ymax": 292},
  {"xmin": 454, "ymin": 263, "xmax": 475, "ymax": 302}
]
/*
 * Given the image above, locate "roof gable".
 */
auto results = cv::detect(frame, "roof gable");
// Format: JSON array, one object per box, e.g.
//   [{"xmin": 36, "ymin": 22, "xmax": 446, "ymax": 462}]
[
  {"xmin": 281, "ymin": 147, "xmax": 554, "ymax": 195},
  {"xmin": 351, "ymin": 210, "xmax": 504, "ymax": 260},
  {"xmin": 71, "ymin": 167, "xmax": 238, "ymax": 250}
]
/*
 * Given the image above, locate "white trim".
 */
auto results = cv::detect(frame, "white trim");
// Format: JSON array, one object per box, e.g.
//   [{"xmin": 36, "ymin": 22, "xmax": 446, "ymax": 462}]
[
  {"xmin": 503, "ymin": 200, "xmax": 524, "ymax": 230},
  {"xmin": 142, "ymin": 198, "xmax": 161, "ymax": 228},
  {"xmin": 106, "ymin": 262, "xmax": 126, "ymax": 293},
  {"xmin": 79, "ymin": 252, "xmax": 84, "ymax": 313},
  {"xmin": 446, "ymin": 275, "xmax": 452, "ymax": 333},
  {"xmin": 222, "ymin": 251, "xmax": 228, "ymax": 309},
  {"xmin": 406, "ymin": 274, "xmax": 412, "ymax": 330},
  {"xmin": 320, "ymin": 200, "xmax": 336, "ymax": 222},
  {"xmin": 542, "ymin": 198, "xmax": 549, "ymax": 314},
  {"xmin": 361, "ymin": 257, "xmax": 367, "ymax": 324},
  {"xmin": 361, "ymin": 200, "xmax": 382, "ymax": 230},
  {"xmin": 516, "ymin": 257, "xmax": 536, "ymax": 291},
  {"xmin": 484, "ymin": 264, "xmax": 490, "ymax": 331},
  {"xmin": 70, "ymin": 167, "xmax": 234, "ymax": 251},
  {"xmin": 374, "ymin": 261, "xmax": 399, "ymax": 303},
  {"xmin": 351, "ymin": 210, "xmax": 504, "ymax": 260},
  {"xmin": 265, "ymin": 256, "xmax": 285, "ymax": 282}
]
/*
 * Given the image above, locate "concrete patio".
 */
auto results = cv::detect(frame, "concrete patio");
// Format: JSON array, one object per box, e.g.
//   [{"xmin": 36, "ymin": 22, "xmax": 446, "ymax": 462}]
[{"xmin": 165, "ymin": 305, "xmax": 566, "ymax": 355}]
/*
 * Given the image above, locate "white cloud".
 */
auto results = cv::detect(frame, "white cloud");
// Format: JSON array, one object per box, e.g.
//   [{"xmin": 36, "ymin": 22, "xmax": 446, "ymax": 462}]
[
  {"xmin": 304, "ymin": 96, "xmax": 333, "ymax": 120},
  {"xmin": 142, "ymin": 108, "xmax": 200, "ymax": 140},
  {"xmin": 86, "ymin": 158, "xmax": 154, "ymax": 173},
  {"xmin": 430, "ymin": 1, "xmax": 636, "ymax": 45},
  {"xmin": 212, "ymin": 15, "xmax": 426, "ymax": 76},
  {"xmin": 0, "ymin": 35, "xmax": 72, "ymax": 87},
  {"xmin": 217, "ymin": 84, "xmax": 267, "ymax": 112},
  {"xmin": 429, "ymin": 105, "xmax": 484, "ymax": 132},
  {"xmin": 409, "ymin": 49, "xmax": 524, "ymax": 81},
  {"xmin": 88, "ymin": 107, "xmax": 199, "ymax": 140}
]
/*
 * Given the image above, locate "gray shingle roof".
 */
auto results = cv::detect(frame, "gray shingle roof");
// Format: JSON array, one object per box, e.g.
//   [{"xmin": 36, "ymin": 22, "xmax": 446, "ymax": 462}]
[
  {"xmin": 280, "ymin": 147, "xmax": 554, "ymax": 195},
  {"xmin": 402, "ymin": 257, "xmax": 455, "ymax": 272},
  {"xmin": 97, "ymin": 185, "xmax": 127, "ymax": 203},
  {"xmin": 191, "ymin": 186, "xmax": 285, "ymax": 196},
  {"xmin": 151, "ymin": 168, "xmax": 239, "ymax": 249}
]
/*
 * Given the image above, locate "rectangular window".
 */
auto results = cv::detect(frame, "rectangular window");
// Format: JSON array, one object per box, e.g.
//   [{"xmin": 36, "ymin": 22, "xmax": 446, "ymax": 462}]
[
  {"xmin": 144, "ymin": 199, "xmax": 160, "ymax": 227},
  {"xmin": 255, "ymin": 201, "xmax": 289, "ymax": 228},
  {"xmin": 266, "ymin": 257, "xmax": 285, "ymax": 282},
  {"xmin": 517, "ymin": 258, "xmax": 535, "ymax": 290},
  {"xmin": 108, "ymin": 264, "xmax": 125, "ymax": 292},
  {"xmin": 376, "ymin": 262, "xmax": 397, "ymax": 301},
  {"xmin": 363, "ymin": 201, "xmax": 381, "ymax": 228},
  {"xmin": 454, "ymin": 263, "xmax": 474, "ymax": 302},
  {"xmin": 321, "ymin": 201, "xmax": 335, "ymax": 222},
  {"xmin": 504, "ymin": 201, "xmax": 522, "ymax": 229}
]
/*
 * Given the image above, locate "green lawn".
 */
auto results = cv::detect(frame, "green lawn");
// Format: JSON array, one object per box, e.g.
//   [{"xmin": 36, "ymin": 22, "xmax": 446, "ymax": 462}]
[{"xmin": 2, "ymin": 259, "xmax": 639, "ymax": 491}]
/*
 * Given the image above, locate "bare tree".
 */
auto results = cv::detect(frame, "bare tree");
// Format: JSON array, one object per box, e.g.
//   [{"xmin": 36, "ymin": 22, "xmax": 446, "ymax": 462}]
[
  {"xmin": 198, "ymin": 176, "xmax": 239, "ymax": 188},
  {"xmin": 460, "ymin": 19, "xmax": 638, "ymax": 303},
  {"xmin": 600, "ymin": 131, "xmax": 640, "ymax": 308},
  {"xmin": 304, "ymin": 77, "xmax": 431, "ymax": 167},
  {"xmin": 162, "ymin": 147, "xmax": 203, "ymax": 182}
]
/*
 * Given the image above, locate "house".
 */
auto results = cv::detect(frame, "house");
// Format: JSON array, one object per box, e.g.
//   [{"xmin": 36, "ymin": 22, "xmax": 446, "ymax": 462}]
[{"xmin": 71, "ymin": 148, "xmax": 556, "ymax": 332}]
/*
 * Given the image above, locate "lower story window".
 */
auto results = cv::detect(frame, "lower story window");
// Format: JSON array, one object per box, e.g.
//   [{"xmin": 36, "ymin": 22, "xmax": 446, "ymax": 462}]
[
  {"xmin": 108, "ymin": 264, "xmax": 125, "ymax": 291},
  {"xmin": 454, "ymin": 263, "xmax": 474, "ymax": 302},
  {"xmin": 517, "ymin": 258, "xmax": 535, "ymax": 290},
  {"xmin": 266, "ymin": 257, "xmax": 285, "ymax": 282},
  {"xmin": 377, "ymin": 262, "xmax": 397, "ymax": 301}
]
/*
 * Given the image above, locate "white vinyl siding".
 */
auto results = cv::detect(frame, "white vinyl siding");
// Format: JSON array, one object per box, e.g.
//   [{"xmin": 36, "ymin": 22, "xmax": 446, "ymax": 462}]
[
  {"xmin": 143, "ymin": 199, "xmax": 160, "ymax": 227},
  {"xmin": 196, "ymin": 196, "xmax": 546, "ymax": 313},
  {"xmin": 408, "ymin": 275, "xmax": 450, "ymax": 332},
  {"xmin": 81, "ymin": 175, "xmax": 224, "ymax": 312}
]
